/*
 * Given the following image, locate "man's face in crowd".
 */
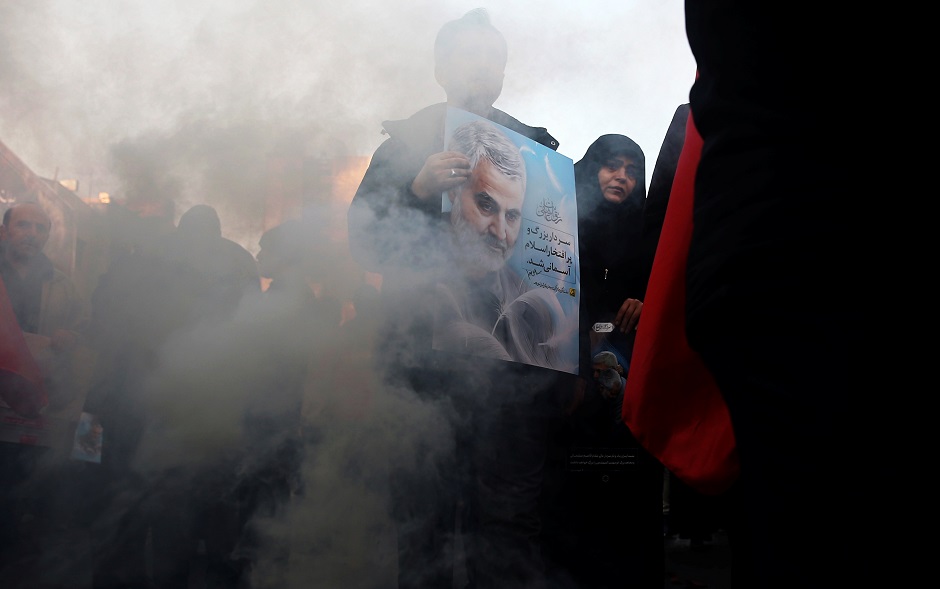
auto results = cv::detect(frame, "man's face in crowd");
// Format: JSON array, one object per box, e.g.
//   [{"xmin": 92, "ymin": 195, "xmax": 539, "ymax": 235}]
[
  {"xmin": 437, "ymin": 28, "xmax": 507, "ymax": 116},
  {"xmin": 450, "ymin": 158, "xmax": 525, "ymax": 277},
  {"xmin": 0, "ymin": 204, "xmax": 51, "ymax": 263}
]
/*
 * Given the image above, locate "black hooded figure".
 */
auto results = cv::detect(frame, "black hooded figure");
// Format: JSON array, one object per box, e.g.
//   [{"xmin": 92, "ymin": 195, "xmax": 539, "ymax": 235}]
[{"xmin": 574, "ymin": 133, "xmax": 647, "ymax": 376}]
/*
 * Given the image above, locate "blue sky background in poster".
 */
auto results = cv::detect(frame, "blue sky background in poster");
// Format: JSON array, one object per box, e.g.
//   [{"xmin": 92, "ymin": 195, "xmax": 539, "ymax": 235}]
[{"xmin": 441, "ymin": 107, "xmax": 580, "ymax": 374}]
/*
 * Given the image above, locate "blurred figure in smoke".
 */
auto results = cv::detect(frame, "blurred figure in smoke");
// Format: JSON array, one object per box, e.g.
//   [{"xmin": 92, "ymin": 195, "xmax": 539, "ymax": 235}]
[
  {"xmin": 347, "ymin": 8, "xmax": 566, "ymax": 589},
  {"xmin": 83, "ymin": 199, "xmax": 262, "ymax": 589},
  {"xmin": 330, "ymin": 282, "xmax": 382, "ymax": 420},
  {"xmin": 0, "ymin": 201, "xmax": 87, "ymax": 415},
  {"xmin": 0, "ymin": 200, "xmax": 90, "ymax": 588},
  {"xmin": 231, "ymin": 218, "xmax": 342, "ymax": 588},
  {"xmin": 139, "ymin": 203, "xmax": 261, "ymax": 589},
  {"xmin": 83, "ymin": 195, "xmax": 177, "ymax": 589},
  {"xmin": 169, "ymin": 204, "xmax": 261, "ymax": 322},
  {"xmin": 0, "ymin": 202, "xmax": 87, "ymax": 347}
]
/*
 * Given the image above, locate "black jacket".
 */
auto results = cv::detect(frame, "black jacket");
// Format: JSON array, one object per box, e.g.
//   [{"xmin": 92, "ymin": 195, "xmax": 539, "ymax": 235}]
[{"xmin": 640, "ymin": 103, "xmax": 689, "ymax": 291}]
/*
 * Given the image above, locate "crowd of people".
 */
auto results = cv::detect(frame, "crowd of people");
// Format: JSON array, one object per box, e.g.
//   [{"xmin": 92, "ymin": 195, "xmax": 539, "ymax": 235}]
[
  {"xmin": 0, "ymin": 193, "xmax": 360, "ymax": 588},
  {"xmin": 0, "ymin": 3, "xmax": 899, "ymax": 589}
]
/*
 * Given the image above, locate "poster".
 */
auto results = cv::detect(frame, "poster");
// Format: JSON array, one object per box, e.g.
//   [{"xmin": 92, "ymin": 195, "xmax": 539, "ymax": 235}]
[
  {"xmin": 433, "ymin": 107, "xmax": 580, "ymax": 374},
  {"xmin": 70, "ymin": 411, "xmax": 103, "ymax": 463}
]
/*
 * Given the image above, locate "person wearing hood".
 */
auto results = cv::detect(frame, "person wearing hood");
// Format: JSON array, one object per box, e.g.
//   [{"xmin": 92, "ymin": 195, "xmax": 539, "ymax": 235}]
[{"xmin": 346, "ymin": 8, "xmax": 564, "ymax": 589}]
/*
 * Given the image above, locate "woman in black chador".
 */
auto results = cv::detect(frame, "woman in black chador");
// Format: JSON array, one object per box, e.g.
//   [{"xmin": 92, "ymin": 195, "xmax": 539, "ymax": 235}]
[{"xmin": 575, "ymin": 133, "xmax": 647, "ymax": 377}]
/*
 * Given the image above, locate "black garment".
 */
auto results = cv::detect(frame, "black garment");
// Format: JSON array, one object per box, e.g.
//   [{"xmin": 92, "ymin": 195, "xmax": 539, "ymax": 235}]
[
  {"xmin": 78, "ymin": 243, "xmax": 166, "ymax": 589},
  {"xmin": 0, "ymin": 247, "xmax": 91, "ymax": 589},
  {"xmin": 639, "ymin": 103, "xmax": 689, "ymax": 292},
  {"xmin": 233, "ymin": 277, "xmax": 341, "ymax": 588},
  {"xmin": 0, "ymin": 442, "xmax": 100, "ymax": 589},
  {"xmin": 542, "ymin": 384, "xmax": 663, "ymax": 589},
  {"xmin": 683, "ymin": 2, "xmax": 901, "ymax": 588},
  {"xmin": 348, "ymin": 102, "xmax": 564, "ymax": 589},
  {"xmin": 636, "ymin": 105, "xmax": 728, "ymax": 563},
  {"xmin": 84, "ymin": 225, "xmax": 261, "ymax": 589},
  {"xmin": 572, "ymin": 134, "xmax": 647, "ymax": 374},
  {"xmin": 664, "ymin": 468, "xmax": 729, "ymax": 543},
  {"xmin": 159, "ymin": 231, "xmax": 261, "ymax": 327}
]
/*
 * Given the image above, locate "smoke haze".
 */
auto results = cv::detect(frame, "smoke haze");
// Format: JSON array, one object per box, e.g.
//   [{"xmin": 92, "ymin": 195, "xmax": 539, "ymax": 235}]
[
  {"xmin": 0, "ymin": 1, "xmax": 693, "ymax": 248},
  {"xmin": 0, "ymin": 2, "xmax": 694, "ymax": 587}
]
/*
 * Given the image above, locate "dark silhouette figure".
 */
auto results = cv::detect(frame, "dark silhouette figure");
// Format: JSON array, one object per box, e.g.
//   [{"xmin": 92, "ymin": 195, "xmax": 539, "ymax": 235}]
[
  {"xmin": 232, "ymin": 218, "xmax": 341, "ymax": 588},
  {"xmin": 84, "ymin": 201, "xmax": 260, "ymax": 589},
  {"xmin": 0, "ymin": 201, "xmax": 91, "ymax": 589},
  {"xmin": 642, "ymin": 2, "xmax": 904, "ymax": 586},
  {"xmin": 347, "ymin": 9, "xmax": 565, "ymax": 589}
]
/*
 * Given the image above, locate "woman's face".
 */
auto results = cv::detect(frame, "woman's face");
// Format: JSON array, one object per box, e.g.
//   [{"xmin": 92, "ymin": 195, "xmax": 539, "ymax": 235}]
[{"xmin": 597, "ymin": 155, "xmax": 639, "ymax": 204}]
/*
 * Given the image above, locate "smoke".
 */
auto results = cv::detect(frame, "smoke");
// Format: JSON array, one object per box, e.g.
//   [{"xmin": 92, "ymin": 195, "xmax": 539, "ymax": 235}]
[
  {"xmin": 1, "ymin": 2, "xmax": 694, "ymax": 587},
  {"xmin": 0, "ymin": 1, "xmax": 693, "ymax": 205}
]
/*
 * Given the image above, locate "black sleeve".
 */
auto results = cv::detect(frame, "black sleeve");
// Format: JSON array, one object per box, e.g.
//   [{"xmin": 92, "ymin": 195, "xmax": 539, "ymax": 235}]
[
  {"xmin": 346, "ymin": 137, "xmax": 446, "ymax": 274},
  {"xmin": 638, "ymin": 103, "xmax": 690, "ymax": 296}
]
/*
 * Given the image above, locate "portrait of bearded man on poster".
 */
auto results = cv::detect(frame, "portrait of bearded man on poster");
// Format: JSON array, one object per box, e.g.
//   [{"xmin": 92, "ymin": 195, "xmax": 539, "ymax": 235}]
[{"xmin": 433, "ymin": 115, "xmax": 579, "ymax": 374}]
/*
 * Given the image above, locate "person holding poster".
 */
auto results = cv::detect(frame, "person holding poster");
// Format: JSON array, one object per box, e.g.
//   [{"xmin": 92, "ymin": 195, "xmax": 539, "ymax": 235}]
[{"xmin": 347, "ymin": 8, "xmax": 569, "ymax": 589}]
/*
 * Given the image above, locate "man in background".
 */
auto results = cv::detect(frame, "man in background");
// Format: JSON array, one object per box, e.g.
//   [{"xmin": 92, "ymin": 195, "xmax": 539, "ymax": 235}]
[
  {"xmin": 0, "ymin": 201, "xmax": 86, "ymax": 352},
  {"xmin": 0, "ymin": 200, "xmax": 90, "ymax": 588}
]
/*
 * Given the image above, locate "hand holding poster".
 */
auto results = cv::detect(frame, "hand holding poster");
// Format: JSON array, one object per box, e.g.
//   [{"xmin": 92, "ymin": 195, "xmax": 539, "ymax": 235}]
[{"xmin": 433, "ymin": 108, "xmax": 580, "ymax": 374}]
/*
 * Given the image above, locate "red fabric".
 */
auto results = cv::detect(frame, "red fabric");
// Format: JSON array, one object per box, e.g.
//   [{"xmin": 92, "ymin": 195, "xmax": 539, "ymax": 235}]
[
  {"xmin": 0, "ymin": 275, "xmax": 47, "ymax": 416},
  {"xmin": 622, "ymin": 111, "xmax": 738, "ymax": 495}
]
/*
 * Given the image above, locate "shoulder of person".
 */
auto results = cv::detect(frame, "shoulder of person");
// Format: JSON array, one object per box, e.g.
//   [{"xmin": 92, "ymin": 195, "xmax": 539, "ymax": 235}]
[
  {"xmin": 221, "ymin": 237, "xmax": 259, "ymax": 267},
  {"xmin": 380, "ymin": 103, "xmax": 448, "ymax": 148},
  {"xmin": 489, "ymin": 109, "xmax": 559, "ymax": 152}
]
